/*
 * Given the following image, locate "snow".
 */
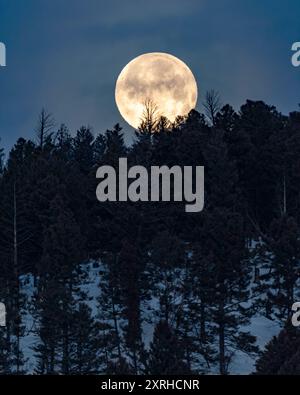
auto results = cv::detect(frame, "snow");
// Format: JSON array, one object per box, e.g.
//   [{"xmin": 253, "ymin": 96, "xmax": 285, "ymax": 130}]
[
  {"xmin": 20, "ymin": 274, "xmax": 38, "ymax": 373},
  {"xmin": 230, "ymin": 315, "xmax": 280, "ymax": 374},
  {"xmin": 18, "ymin": 259, "xmax": 281, "ymax": 375}
]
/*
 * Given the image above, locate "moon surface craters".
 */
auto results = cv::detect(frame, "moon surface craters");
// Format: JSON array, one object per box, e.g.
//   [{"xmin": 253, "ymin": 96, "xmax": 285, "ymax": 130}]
[{"xmin": 115, "ymin": 52, "xmax": 198, "ymax": 129}]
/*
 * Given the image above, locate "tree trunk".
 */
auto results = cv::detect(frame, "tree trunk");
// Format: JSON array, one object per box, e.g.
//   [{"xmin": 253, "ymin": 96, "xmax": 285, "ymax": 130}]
[
  {"xmin": 218, "ymin": 301, "xmax": 226, "ymax": 375},
  {"xmin": 13, "ymin": 182, "xmax": 21, "ymax": 373}
]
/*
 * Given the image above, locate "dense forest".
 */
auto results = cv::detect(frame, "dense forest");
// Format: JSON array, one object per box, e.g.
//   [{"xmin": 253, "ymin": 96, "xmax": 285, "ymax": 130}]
[{"xmin": 1, "ymin": 97, "xmax": 300, "ymax": 375}]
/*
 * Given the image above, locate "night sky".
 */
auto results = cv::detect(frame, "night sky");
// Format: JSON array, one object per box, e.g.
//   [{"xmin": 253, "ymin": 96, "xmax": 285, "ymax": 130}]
[{"xmin": 0, "ymin": 0, "xmax": 300, "ymax": 152}]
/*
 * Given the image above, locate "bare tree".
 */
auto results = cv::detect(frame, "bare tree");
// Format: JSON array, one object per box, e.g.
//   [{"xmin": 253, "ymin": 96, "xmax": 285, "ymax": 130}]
[
  {"xmin": 139, "ymin": 98, "xmax": 159, "ymax": 134},
  {"xmin": 203, "ymin": 89, "xmax": 222, "ymax": 126},
  {"xmin": 35, "ymin": 108, "xmax": 55, "ymax": 148}
]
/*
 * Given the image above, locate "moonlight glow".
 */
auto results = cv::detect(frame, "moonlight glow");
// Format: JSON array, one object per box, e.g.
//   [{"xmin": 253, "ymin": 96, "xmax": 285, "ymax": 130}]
[{"xmin": 115, "ymin": 52, "xmax": 198, "ymax": 129}]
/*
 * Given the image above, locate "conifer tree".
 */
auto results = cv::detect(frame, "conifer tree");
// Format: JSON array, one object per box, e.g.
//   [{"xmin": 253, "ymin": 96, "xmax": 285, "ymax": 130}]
[
  {"xmin": 0, "ymin": 328, "xmax": 12, "ymax": 374},
  {"xmin": 199, "ymin": 129, "xmax": 258, "ymax": 374},
  {"xmin": 147, "ymin": 321, "xmax": 190, "ymax": 374},
  {"xmin": 34, "ymin": 193, "xmax": 85, "ymax": 374},
  {"xmin": 255, "ymin": 327, "xmax": 300, "ymax": 375},
  {"xmin": 97, "ymin": 252, "xmax": 124, "ymax": 372},
  {"xmin": 73, "ymin": 126, "xmax": 94, "ymax": 174},
  {"xmin": 255, "ymin": 215, "xmax": 300, "ymax": 324},
  {"xmin": 119, "ymin": 238, "xmax": 146, "ymax": 374},
  {"xmin": 102, "ymin": 124, "xmax": 127, "ymax": 166},
  {"xmin": 71, "ymin": 303, "xmax": 101, "ymax": 374}
]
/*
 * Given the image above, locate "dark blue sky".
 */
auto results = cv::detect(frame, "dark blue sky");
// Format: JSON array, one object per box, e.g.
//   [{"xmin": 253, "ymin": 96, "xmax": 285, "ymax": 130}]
[{"xmin": 0, "ymin": 0, "xmax": 300, "ymax": 152}]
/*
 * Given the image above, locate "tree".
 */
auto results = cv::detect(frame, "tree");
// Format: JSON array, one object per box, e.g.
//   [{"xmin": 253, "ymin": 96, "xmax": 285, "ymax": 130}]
[
  {"xmin": 215, "ymin": 104, "xmax": 239, "ymax": 134},
  {"xmin": 203, "ymin": 89, "xmax": 221, "ymax": 126},
  {"xmin": 93, "ymin": 133, "xmax": 106, "ymax": 165},
  {"xmin": 147, "ymin": 321, "xmax": 190, "ymax": 374},
  {"xmin": 71, "ymin": 303, "xmax": 101, "ymax": 374},
  {"xmin": 139, "ymin": 99, "xmax": 159, "ymax": 134},
  {"xmin": 198, "ymin": 130, "xmax": 258, "ymax": 374},
  {"xmin": 119, "ymin": 238, "xmax": 146, "ymax": 374},
  {"xmin": 0, "ymin": 328, "xmax": 12, "ymax": 374},
  {"xmin": 36, "ymin": 109, "xmax": 55, "ymax": 149},
  {"xmin": 2, "ymin": 95, "xmax": 299, "ymax": 375},
  {"xmin": 0, "ymin": 140, "xmax": 4, "ymax": 174},
  {"xmin": 149, "ymin": 231, "xmax": 186, "ymax": 324},
  {"xmin": 255, "ymin": 327, "xmax": 300, "ymax": 375},
  {"xmin": 34, "ymin": 193, "xmax": 85, "ymax": 374},
  {"xmin": 54, "ymin": 124, "xmax": 73, "ymax": 161},
  {"xmin": 73, "ymin": 126, "xmax": 94, "ymax": 174},
  {"xmin": 102, "ymin": 124, "xmax": 127, "ymax": 165},
  {"xmin": 0, "ymin": 174, "xmax": 31, "ymax": 373},
  {"xmin": 97, "ymin": 252, "xmax": 124, "ymax": 372},
  {"xmin": 238, "ymin": 100, "xmax": 285, "ymax": 229},
  {"xmin": 255, "ymin": 215, "xmax": 300, "ymax": 324},
  {"xmin": 282, "ymin": 110, "xmax": 300, "ymax": 222}
]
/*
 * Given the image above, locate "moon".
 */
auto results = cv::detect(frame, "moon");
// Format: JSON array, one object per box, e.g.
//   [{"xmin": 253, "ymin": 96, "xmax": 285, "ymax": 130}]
[{"xmin": 115, "ymin": 52, "xmax": 198, "ymax": 129}]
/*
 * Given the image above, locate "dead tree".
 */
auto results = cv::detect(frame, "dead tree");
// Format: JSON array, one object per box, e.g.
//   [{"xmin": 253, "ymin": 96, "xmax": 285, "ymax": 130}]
[
  {"xmin": 203, "ymin": 89, "xmax": 222, "ymax": 126},
  {"xmin": 35, "ymin": 109, "xmax": 55, "ymax": 148}
]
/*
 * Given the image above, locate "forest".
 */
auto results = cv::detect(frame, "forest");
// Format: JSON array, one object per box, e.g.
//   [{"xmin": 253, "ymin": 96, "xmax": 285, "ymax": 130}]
[{"xmin": 1, "ymin": 96, "xmax": 300, "ymax": 375}]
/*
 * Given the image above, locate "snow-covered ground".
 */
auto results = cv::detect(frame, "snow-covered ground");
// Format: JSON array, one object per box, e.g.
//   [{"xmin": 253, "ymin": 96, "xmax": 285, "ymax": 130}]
[
  {"xmin": 19, "ymin": 261, "xmax": 281, "ymax": 375},
  {"xmin": 231, "ymin": 315, "xmax": 280, "ymax": 374}
]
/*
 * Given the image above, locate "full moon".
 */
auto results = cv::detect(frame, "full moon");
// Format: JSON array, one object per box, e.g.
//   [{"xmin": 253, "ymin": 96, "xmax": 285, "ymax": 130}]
[{"xmin": 115, "ymin": 52, "xmax": 198, "ymax": 129}]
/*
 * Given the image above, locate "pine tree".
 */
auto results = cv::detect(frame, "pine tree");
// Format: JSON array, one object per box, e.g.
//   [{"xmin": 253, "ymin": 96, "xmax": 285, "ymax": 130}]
[
  {"xmin": 0, "ymin": 159, "xmax": 33, "ymax": 373},
  {"xmin": 34, "ymin": 193, "xmax": 85, "ymax": 374},
  {"xmin": 93, "ymin": 133, "xmax": 106, "ymax": 165},
  {"xmin": 54, "ymin": 124, "xmax": 73, "ymax": 161},
  {"xmin": 147, "ymin": 321, "xmax": 190, "ymax": 374},
  {"xmin": 119, "ymin": 238, "xmax": 146, "ymax": 374},
  {"xmin": 97, "ymin": 253, "xmax": 124, "ymax": 372},
  {"xmin": 255, "ymin": 327, "xmax": 300, "ymax": 375},
  {"xmin": 70, "ymin": 303, "xmax": 101, "ymax": 374},
  {"xmin": 73, "ymin": 126, "xmax": 94, "ymax": 174},
  {"xmin": 0, "ymin": 328, "xmax": 11, "ymax": 374},
  {"xmin": 198, "ymin": 129, "xmax": 258, "ymax": 374},
  {"xmin": 255, "ymin": 215, "xmax": 300, "ymax": 324},
  {"xmin": 102, "ymin": 124, "xmax": 127, "ymax": 166},
  {"xmin": 279, "ymin": 347, "xmax": 300, "ymax": 374},
  {"xmin": 149, "ymin": 231, "xmax": 185, "ymax": 324},
  {"xmin": 238, "ymin": 100, "xmax": 285, "ymax": 228}
]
